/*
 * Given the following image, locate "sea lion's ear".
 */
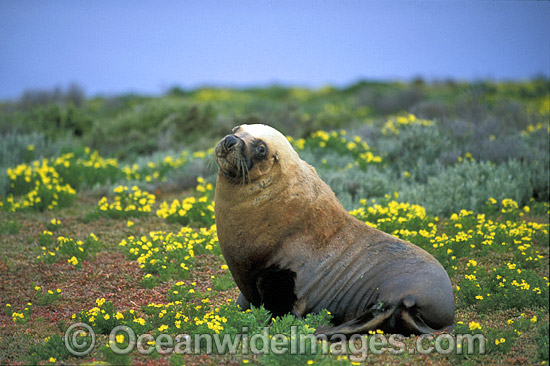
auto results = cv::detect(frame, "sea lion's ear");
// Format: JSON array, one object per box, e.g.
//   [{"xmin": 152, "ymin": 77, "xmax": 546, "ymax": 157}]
[{"xmin": 273, "ymin": 153, "xmax": 279, "ymax": 163}]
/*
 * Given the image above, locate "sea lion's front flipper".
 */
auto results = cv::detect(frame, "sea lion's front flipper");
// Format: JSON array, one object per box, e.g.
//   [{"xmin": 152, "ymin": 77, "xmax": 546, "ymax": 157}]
[
  {"xmin": 256, "ymin": 266, "xmax": 297, "ymax": 318},
  {"xmin": 314, "ymin": 302, "xmax": 397, "ymax": 337},
  {"xmin": 236, "ymin": 292, "xmax": 251, "ymax": 311}
]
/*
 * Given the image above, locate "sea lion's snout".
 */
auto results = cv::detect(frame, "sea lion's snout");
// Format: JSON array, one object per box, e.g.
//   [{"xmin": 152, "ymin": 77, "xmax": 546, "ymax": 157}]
[
  {"xmin": 215, "ymin": 134, "xmax": 250, "ymax": 182},
  {"xmin": 222, "ymin": 134, "xmax": 239, "ymax": 150},
  {"xmin": 218, "ymin": 134, "xmax": 243, "ymax": 154}
]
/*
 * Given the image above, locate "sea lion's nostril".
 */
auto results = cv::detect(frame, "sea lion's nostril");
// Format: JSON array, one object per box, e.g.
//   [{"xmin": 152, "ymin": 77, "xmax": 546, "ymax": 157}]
[{"xmin": 223, "ymin": 135, "xmax": 238, "ymax": 150}]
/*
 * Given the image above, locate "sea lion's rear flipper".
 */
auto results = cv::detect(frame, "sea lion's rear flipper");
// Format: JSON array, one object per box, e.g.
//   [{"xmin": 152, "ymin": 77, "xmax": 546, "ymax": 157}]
[
  {"xmin": 314, "ymin": 295, "xmax": 456, "ymax": 337},
  {"xmin": 399, "ymin": 293, "xmax": 456, "ymax": 334},
  {"xmin": 314, "ymin": 302, "xmax": 397, "ymax": 337},
  {"xmin": 401, "ymin": 311, "xmax": 456, "ymax": 335}
]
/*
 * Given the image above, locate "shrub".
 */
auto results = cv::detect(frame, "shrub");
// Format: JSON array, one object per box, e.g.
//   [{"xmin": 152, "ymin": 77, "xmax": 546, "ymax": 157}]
[
  {"xmin": 457, "ymin": 263, "xmax": 549, "ymax": 312},
  {"xmin": 119, "ymin": 225, "xmax": 220, "ymax": 281},
  {"xmin": 156, "ymin": 178, "xmax": 215, "ymax": 227},
  {"xmin": 318, "ymin": 164, "xmax": 399, "ymax": 210},
  {"xmin": 6, "ymin": 303, "xmax": 33, "ymax": 325},
  {"xmin": 36, "ymin": 232, "xmax": 102, "ymax": 269},
  {"xmin": 89, "ymin": 99, "xmax": 229, "ymax": 158},
  {"xmin": 96, "ymin": 185, "xmax": 156, "ymax": 218},
  {"xmin": 375, "ymin": 118, "xmax": 455, "ymax": 179},
  {"xmin": 399, "ymin": 160, "xmax": 534, "ymax": 216},
  {"xmin": 356, "ymin": 83, "xmax": 424, "ymax": 115},
  {"xmin": 28, "ymin": 334, "xmax": 72, "ymax": 364},
  {"xmin": 0, "ymin": 132, "xmax": 78, "ymax": 170},
  {"xmin": 33, "ymin": 285, "xmax": 62, "ymax": 306},
  {"xmin": 73, "ymin": 298, "xmax": 127, "ymax": 335}
]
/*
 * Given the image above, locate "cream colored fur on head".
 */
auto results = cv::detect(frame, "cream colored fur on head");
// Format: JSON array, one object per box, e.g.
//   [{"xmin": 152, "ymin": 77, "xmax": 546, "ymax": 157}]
[{"xmin": 238, "ymin": 124, "xmax": 299, "ymax": 164}]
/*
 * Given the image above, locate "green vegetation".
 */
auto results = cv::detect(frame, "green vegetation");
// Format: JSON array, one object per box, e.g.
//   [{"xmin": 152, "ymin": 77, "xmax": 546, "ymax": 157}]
[{"xmin": 0, "ymin": 79, "xmax": 548, "ymax": 365}]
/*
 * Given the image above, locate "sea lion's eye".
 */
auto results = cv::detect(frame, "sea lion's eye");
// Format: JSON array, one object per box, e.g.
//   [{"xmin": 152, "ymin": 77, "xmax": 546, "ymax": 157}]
[{"xmin": 256, "ymin": 145, "xmax": 266, "ymax": 158}]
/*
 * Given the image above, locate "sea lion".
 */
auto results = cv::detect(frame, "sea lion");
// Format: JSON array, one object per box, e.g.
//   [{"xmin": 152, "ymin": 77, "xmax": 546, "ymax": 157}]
[{"xmin": 214, "ymin": 124, "xmax": 455, "ymax": 336}]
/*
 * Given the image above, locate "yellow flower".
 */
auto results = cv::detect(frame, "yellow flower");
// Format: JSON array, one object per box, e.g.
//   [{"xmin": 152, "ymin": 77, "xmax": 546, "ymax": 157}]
[
  {"xmin": 531, "ymin": 316, "xmax": 537, "ymax": 323},
  {"xmin": 134, "ymin": 317, "xmax": 146, "ymax": 326},
  {"xmin": 116, "ymin": 334, "xmax": 125, "ymax": 343},
  {"xmin": 158, "ymin": 325, "xmax": 169, "ymax": 332},
  {"xmin": 127, "ymin": 220, "xmax": 134, "ymax": 227},
  {"xmin": 469, "ymin": 321, "xmax": 482, "ymax": 331}
]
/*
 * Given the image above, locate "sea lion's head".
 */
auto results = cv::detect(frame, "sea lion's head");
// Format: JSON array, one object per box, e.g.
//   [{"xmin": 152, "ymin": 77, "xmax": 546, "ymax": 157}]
[{"xmin": 215, "ymin": 124, "xmax": 297, "ymax": 184}]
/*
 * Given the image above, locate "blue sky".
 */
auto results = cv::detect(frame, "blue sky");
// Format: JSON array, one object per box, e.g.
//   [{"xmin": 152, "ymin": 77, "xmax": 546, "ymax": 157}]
[{"xmin": 1, "ymin": 1, "xmax": 549, "ymax": 100}]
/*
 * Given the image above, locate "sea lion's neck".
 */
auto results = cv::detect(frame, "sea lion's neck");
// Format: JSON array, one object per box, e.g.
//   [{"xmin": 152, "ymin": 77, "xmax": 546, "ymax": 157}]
[
  {"xmin": 215, "ymin": 158, "xmax": 350, "ymax": 253},
  {"xmin": 287, "ymin": 160, "xmax": 352, "ymax": 248}
]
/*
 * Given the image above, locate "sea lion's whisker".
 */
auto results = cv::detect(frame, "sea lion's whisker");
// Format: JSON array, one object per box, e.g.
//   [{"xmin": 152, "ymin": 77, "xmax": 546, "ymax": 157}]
[
  {"xmin": 243, "ymin": 159, "xmax": 249, "ymax": 184},
  {"xmin": 238, "ymin": 159, "xmax": 244, "ymax": 185},
  {"xmin": 240, "ymin": 158, "xmax": 248, "ymax": 186},
  {"xmin": 207, "ymin": 151, "xmax": 217, "ymax": 173}
]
